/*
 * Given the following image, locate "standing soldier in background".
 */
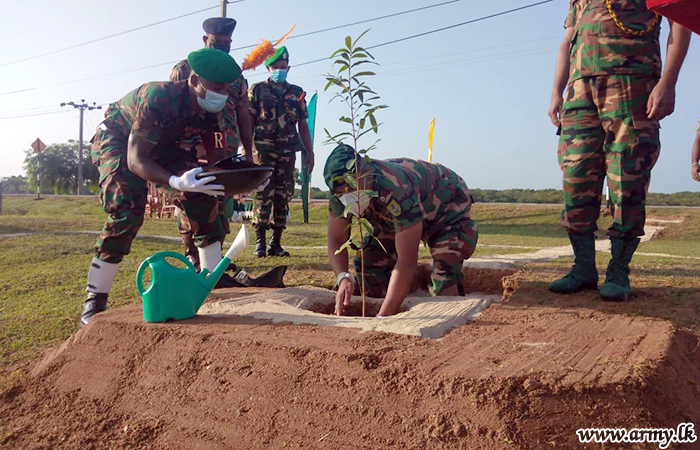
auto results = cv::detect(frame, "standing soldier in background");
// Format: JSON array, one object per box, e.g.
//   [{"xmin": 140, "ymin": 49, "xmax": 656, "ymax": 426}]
[
  {"xmin": 170, "ymin": 17, "xmax": 254, "ymax": 271},
  {"xmin": 81, "ymin": 49, "xmax": 243, "ymax": 325},
  {"xmin": 248, "ymin": 46, "xmax": 314, "ymax": 257},
  {"xmin": 547, "ymin": 0, "xmax": 691, "ymax": 301}
]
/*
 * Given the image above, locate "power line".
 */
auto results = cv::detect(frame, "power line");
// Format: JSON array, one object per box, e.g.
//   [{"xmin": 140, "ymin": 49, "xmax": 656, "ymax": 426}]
[
  {"xmin": 0, "ymin": 2, "xmax": 245, "ymax": 68},
  {"xmin": 0, "ymin": 0, "xmax": 555, "ymax": 104},
  {"xmin": 0, "ymin": 0, "xmax": 471, "ymax": 96},
  {"xmin": 295, "ymin": 0, "xmax": 556, "ymax": 67}
]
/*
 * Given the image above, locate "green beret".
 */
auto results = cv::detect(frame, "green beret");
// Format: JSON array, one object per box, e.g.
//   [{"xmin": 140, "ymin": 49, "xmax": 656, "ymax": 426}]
[
  {"xmin": 324, "ymin": 144, "xmax": 357, "ymax": 190},
  {"xmin": 187, "ymin": 48, "xmax": 241, "ymax": 83},
  {"xmin": 264, "ymin": 45, "xmax": 289, "ymax": 67}
]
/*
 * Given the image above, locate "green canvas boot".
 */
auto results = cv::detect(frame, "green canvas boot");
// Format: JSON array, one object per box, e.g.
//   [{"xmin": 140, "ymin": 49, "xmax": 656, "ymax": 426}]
[
  {"xmin": 549, "ymin": 232, "xmax": 598, "ymax": 293},
  {"xmin": 600, "ymin": 237, "xmax": 640, "ymax": 302}
]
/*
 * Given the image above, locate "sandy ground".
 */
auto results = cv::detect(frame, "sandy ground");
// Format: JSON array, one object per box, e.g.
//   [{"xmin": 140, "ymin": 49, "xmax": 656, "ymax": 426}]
[
  {"xmin": 2, "ymin": 219, "xmax": 699, "ymax": 449},
  {"xmin": 2, "ymin": 280, "xmax": 699, "ymax": 450}
]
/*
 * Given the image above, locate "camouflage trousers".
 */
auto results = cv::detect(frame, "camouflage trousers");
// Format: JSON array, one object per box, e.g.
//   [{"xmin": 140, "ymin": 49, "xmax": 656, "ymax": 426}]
[
  {"xmin": 91, "ymin": 129, "xmax": 226, "ymax": 264},
  {"xmin": 252, "ymin": 147, "xmax": 296, "ymax": 230},
  {"xmin": 353, "ymin": 217, "xmax": 478, "ymax": 297},
  {"xmin": 558, "ymin": 75, "xmax": 660, "ymax": 238}
]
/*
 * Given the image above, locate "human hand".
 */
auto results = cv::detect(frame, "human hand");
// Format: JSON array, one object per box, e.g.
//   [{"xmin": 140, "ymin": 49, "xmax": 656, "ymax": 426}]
[
  {"xmin": 248, "ymin": 173, "xmax": 271, "ymax": 194},
  {"xmin": 305, "ymin": 151, "xmax": 315, "ymax": 173},
  {"xmin": 168, "ymin": 167, "xmax": 224, "ymax": 197},
  {"xmin": 647, "ymin": 80, "xmax": 675, "ymax": 121},
  {"xmin": 334, "ymin": 277, "xmax": 353, "ymax": 316},
  {"xmin": 548, "ymin": 94, "xmax": 563, "ymax": 127},
  {"xmin": 692, "ymin": 163, "xmax": 700, "ymax": 182}
]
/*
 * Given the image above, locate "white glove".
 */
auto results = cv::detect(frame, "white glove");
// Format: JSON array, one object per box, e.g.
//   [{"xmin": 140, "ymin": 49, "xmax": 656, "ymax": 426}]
[
  {"xmin": 248, "ymin": 174, "xmax": 271, "ymax": 194},
  {"xmin": 168, "ymin": 167, "xmax": 225, "ymax": 197}
]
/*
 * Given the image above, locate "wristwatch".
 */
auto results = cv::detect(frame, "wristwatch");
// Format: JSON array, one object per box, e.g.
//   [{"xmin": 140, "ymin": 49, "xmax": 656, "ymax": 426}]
[{"xmin": 334, "ymin": 272, "xmax": 355, "ymax": 289}]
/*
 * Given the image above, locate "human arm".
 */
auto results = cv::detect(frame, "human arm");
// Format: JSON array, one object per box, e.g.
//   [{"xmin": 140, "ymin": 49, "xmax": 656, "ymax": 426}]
[
  {"xmin": 236, "ymin": 100, "xmax": 254, "ymax": 161},
  {"xmin": 647, "ymin": 20, "xmax": 692, "ymax": 121},
  {"xmin": 127, "ymin": 134, "xmax": 172, "ymax": 185},
  {"xmin": 298, "ymin": 118, "xmax": 314, "ymax": 172},
  {"xmin": 548, "ymin": 26, "xmax": 575, "ymax": 127},
  {"xmin": 328, "ymin": 211, "xmax": 353, "ymax": 315},
  {"xmin": 127, "ymin": 134, "xmax": 223, "ymax": 196},
  {"xmin": 377, "ymin": 221, "xmax": 422, "ymax": 317},
  {"xmin": 692, "ymin": 128, "xmax": 700, "ymax": 182}
]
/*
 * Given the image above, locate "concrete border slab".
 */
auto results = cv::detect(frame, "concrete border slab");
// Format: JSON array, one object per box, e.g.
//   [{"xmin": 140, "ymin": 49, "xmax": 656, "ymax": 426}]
[{"xmin": 199, "ymin": 286, "xmax": 499, "ymax": 339}]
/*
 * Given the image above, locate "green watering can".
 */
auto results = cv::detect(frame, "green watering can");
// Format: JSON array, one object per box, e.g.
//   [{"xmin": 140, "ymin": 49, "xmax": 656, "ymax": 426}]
[{"xmin": 136, "ymin": 225, "xmax": 249, "ymax": 322}]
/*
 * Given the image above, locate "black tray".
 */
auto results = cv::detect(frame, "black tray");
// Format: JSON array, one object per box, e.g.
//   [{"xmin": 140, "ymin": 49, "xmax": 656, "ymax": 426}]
[{"xmin": 197, "ymin": 166, "xmax": 273, "ymax": 196}]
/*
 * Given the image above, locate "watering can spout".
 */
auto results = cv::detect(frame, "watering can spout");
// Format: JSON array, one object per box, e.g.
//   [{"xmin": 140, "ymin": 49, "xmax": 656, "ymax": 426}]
[{"xmin": 199, "ymin": 225, "xmax": 249, "ymax": 296}]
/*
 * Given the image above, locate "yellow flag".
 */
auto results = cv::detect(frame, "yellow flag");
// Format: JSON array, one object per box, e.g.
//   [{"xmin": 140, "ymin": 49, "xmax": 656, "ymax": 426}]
[{"xmin": 428, "ymin": 118, "xmax": 435, "ymax": 162}]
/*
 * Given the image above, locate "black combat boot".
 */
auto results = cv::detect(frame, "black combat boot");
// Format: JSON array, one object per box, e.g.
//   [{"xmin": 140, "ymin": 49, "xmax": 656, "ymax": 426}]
[
  {"xmin": 548, "ymin": 232, "xmax": 598, "ymax": 293},
  {"xmin": 268, "ymin": 227, "xmax": 290, "ymax": 257},
  {"xmin": 80, "ymin": 292, "xmax": 108, "ymax": 326},
  {"xmin": 599, "ymin": 237, "xmax": 640, "ymax": 302},
  {"xmin": 254, "ymin": 226, "xmax": 267, "ymax": 258}
]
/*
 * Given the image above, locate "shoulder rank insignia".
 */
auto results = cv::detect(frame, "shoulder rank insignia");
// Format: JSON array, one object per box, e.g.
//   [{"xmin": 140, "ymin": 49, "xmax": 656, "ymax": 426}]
[{"xmin": 387, "ymin": 199, "xmax": 402, "ymax": 216}]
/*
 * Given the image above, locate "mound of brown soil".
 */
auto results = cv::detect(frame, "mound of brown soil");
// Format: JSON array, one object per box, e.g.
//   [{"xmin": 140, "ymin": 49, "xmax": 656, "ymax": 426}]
[{"xmin": 2, "ymin": 287, "xmax": 699, "ymax": 449}]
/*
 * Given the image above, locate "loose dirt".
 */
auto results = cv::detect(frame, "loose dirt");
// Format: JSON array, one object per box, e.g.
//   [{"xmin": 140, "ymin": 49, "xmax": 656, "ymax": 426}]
[{"xmin": 2, "ymin": 281, "xmax": 699, "ymax": 449}]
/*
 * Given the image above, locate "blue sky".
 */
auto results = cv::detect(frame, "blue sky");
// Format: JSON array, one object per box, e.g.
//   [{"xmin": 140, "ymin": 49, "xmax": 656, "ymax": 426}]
[{"xmin": 0, "ymin": 0, "xmax": 697, "ymax": 193}]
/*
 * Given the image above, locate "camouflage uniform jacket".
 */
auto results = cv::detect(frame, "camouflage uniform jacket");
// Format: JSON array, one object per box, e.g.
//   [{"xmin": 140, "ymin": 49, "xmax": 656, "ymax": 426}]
[
  {"xmin": 566, "ymin": 0, "xmax": 661, "ymax": 81},
  {"xmin": 248, "ymin": 79, "xmax": 308, "ymax": 152},
  {"xmin": 329, "ymin": 158, "xmax": 474, "ymax": 242},
  {"xmin": 170, "ymin": 59, "xmax": 248, "ymax": 154},
  {"xmin": 94, "ymin": 81, "xmax": 223, "ymax": 181}
]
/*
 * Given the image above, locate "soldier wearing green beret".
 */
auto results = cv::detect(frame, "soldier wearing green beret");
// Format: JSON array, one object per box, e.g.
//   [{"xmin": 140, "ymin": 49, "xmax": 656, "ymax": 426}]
[
  {"xmin": 548, "ymin": 0, "xmax": 691, "ymax": 301},
  {"xmin": 324, "ymin": 145, "xmax": 478, "ymax": 317},
  {"xmin": 80, "ymin": 49, "xmax": 257, "ymax": 325},
  {"xmin": 170, "ymin": 17, "xmax": 254, "ymax": 271},
  {"xmin": 248, "ymin": 46, "xmax": 314, "ymax": 257}
]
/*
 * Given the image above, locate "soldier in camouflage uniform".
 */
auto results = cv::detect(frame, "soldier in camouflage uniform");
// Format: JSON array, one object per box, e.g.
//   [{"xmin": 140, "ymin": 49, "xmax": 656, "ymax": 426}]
[
  {"xmin": 324, "ymin": 145, "xmax": 478, "ymax": 317},
  {"xmin": 169, "ymin": 17, "xmax": 254, "ymax": 271},
  {"xmin": 80, "ymin": 49, "xmax": 242, "ymax": 325},
  {"xmin": 548, "ymin": 0, "xmax": 691, "ymax": 301},
  {"xmin": 248, "ymin": 46, "xmax": 314, "ymax": 257}
]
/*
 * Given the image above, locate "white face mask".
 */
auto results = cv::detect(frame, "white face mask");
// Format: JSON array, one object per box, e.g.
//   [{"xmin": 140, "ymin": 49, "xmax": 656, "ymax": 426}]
[
  {"xmin": 197, "ymin": 85, "xmax": 228, "ymax": 113},
  {"xmin": 339, "ymin": 192, "xmax": 371, "ymax": 217}
]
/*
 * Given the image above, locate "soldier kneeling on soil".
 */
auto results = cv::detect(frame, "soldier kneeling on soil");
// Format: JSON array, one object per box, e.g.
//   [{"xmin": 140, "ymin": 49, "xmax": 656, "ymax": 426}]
[
  {"xmin": 324, "ymin": 144, "xmax": 478, "ymax": 317},
  {"xmin": 81, "ymin": 48, "xmax": 269, "ymax": 326}
]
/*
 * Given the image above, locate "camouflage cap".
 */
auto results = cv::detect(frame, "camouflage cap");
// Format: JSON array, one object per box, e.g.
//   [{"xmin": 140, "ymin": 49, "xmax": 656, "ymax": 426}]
[
  {"xmin": 188, "ymin": 48, "xmax": 241, "ymax": 83},
  {"xmin": 264, "ymin": 45, "xmax": 289, "ymax": 67},
  {"xmin": 202, "ymin": 17, "xmax": 237, "ymax": 36},
  {"xmin": 323, "ymin": 144, "xmax": 357, "ymax": 190}
]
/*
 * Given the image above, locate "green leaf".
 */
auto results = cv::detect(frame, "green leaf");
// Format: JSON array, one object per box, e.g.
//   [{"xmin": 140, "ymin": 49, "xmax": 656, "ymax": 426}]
[
  {"xmin": 339, "ymin": 117, "xmax": 352, "ymax": 124},
  {"xmin": 345, "ymin": 159, "xmax": 355, "ymax": 170},
  {"xmin": 359, "ymin": 218, "xmax": 374, "ymax": 236},
  {"xmin": 369, "ymin": 115, "xmax": 377, "ymax": 129},
  {"xmin": 345, "ymin": 36, "xmax": 352, "ymax": 49},
  {"xmin": 359, "ymin": 118, "xmax": 365, "ymax": 129},
  {"xmin": 354, "ymin": 71, "xmax": 375, "ymax": 77},
  {"xmin": 372, "ymin": 236, "xmax": 388, "ymax": 254},
  {"xmin": 334, "ymin": 239, "xmax": 353, "ymax": 255}
]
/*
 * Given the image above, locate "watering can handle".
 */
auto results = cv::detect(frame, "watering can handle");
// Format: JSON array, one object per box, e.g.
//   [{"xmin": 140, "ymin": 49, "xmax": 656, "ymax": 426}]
[{"xmin": 136, "ymin": 251, "xmax": 195, "ymax": 296}]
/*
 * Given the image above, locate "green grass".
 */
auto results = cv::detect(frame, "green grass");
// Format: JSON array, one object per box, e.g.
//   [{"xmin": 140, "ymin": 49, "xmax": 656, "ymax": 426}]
[{"xmin": 1, "ymin": 195, "xmax": 700, "ymax": 367}]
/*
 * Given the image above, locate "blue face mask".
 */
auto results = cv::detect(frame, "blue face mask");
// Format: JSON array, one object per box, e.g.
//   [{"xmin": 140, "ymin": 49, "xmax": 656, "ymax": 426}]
[
  {"xmin": 270, "ymin": 69, "xmax": 288, "ymax": 83},
  {"xmin": 197, "ymin": 85, "xmax": 228, "ymax": 113}
]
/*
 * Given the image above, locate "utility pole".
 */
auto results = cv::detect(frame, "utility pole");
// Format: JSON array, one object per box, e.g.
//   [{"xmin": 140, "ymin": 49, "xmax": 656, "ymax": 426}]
[
  {"xmin": 61, "ymin": 100, "xmax": 101, "ymax": 195},
  {"xmin": 221, "ymin": 0, "xmax": 227, "ymax": 17}
]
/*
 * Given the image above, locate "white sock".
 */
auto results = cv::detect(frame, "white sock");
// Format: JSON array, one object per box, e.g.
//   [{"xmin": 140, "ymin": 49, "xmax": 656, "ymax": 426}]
[
  {"xmin": 86, "ymin": 257, "xmax": 119, "ymax": 294},
  {"xmin": 198, "ymin": 241, "xmax": 223, "ymax": 273}
]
